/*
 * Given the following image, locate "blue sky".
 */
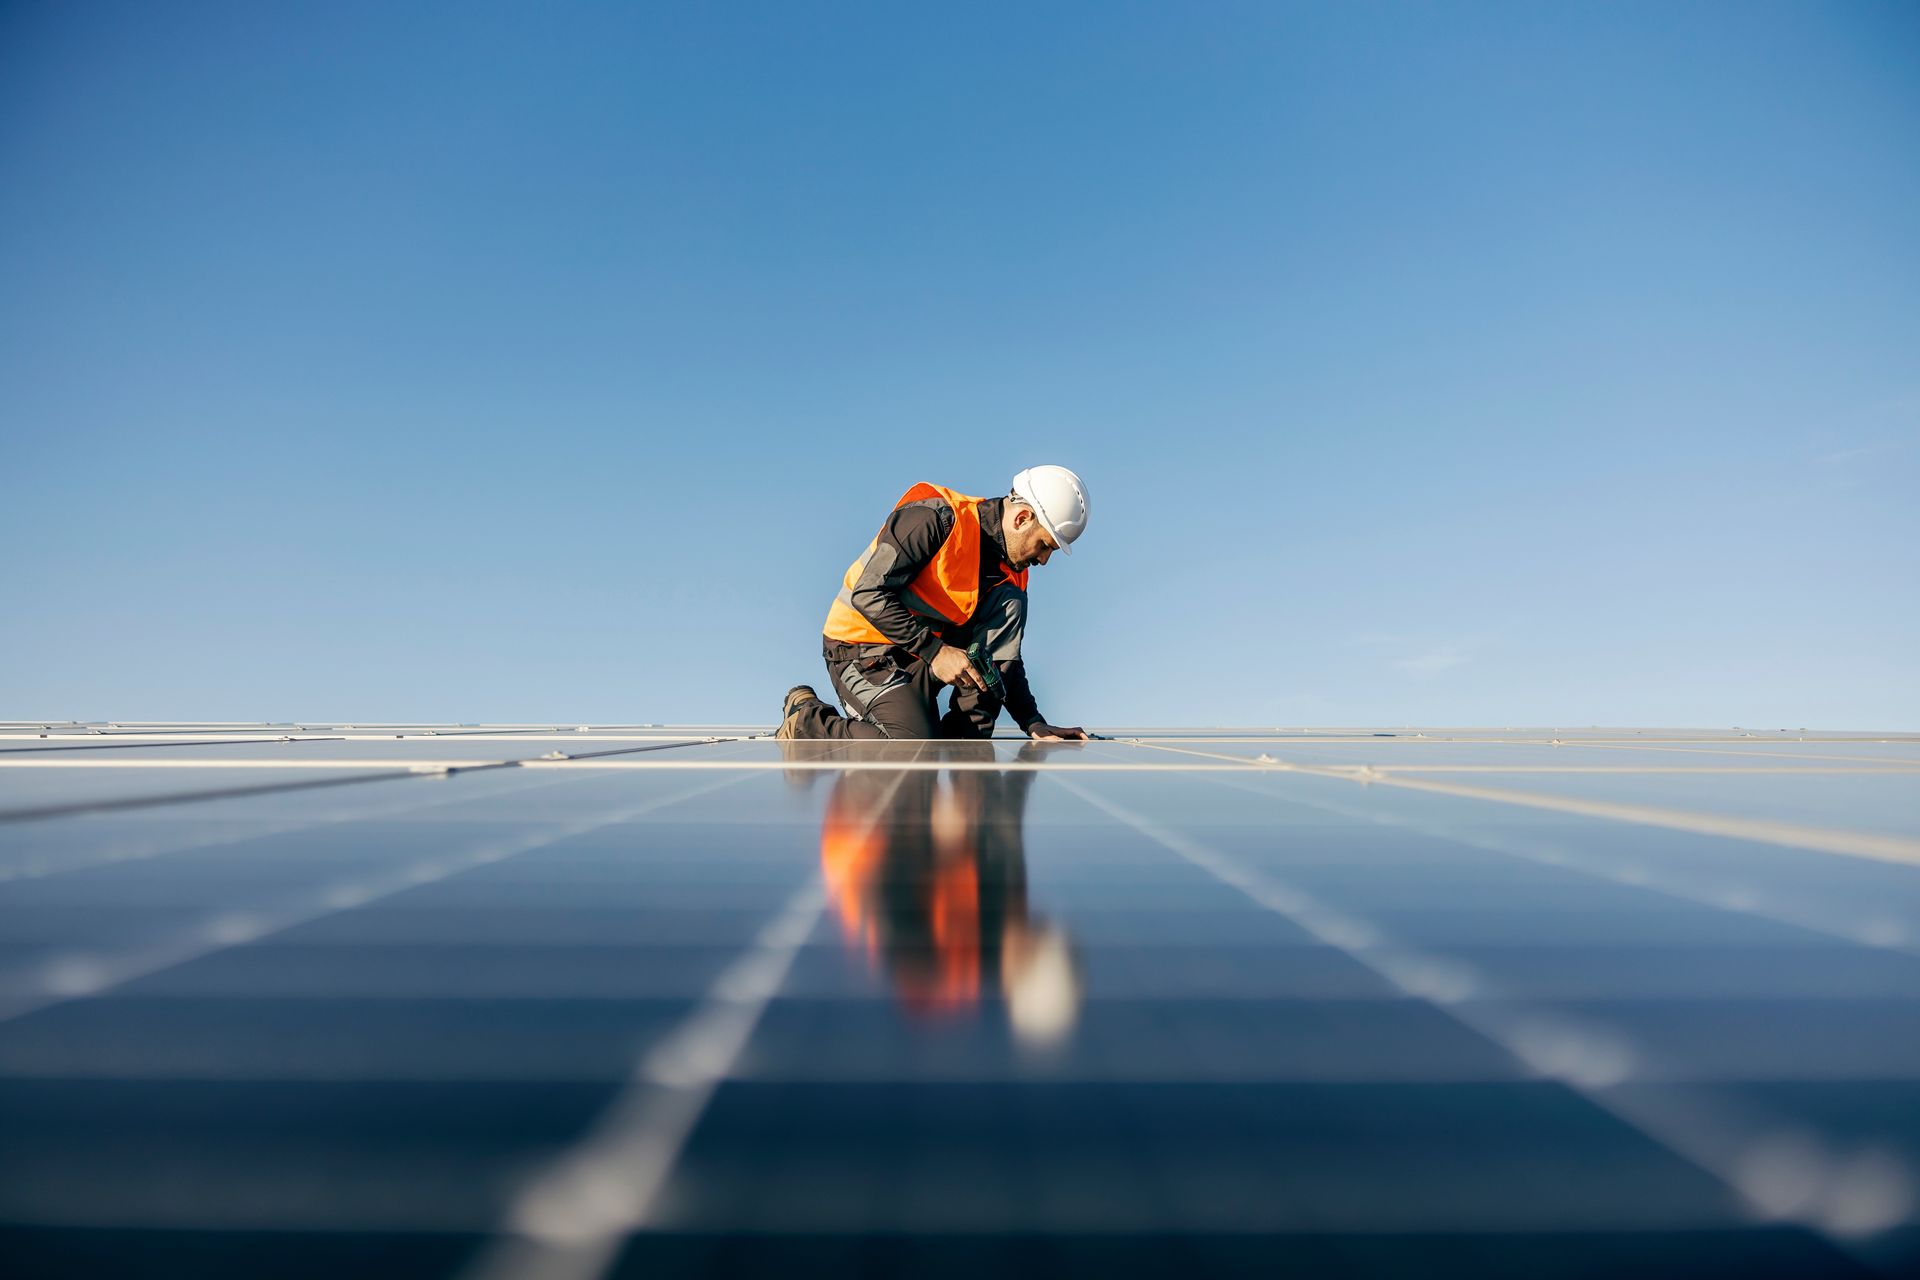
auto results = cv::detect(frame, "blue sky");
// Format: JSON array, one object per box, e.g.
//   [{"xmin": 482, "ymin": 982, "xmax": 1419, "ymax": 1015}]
[{"xmin": 3, "ymin": 1, "xmax": 1916, "ymax": 729}]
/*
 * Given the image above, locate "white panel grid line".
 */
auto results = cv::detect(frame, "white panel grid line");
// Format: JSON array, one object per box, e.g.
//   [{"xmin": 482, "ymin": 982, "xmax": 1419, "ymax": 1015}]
[
  {"xmin": 1177, "ymin": 762, "xmax": 1920, "ymax": 958},
  {"xmin": 0, "ymin": 760, "xmax": 645, "ymax": 885},
  {"xmin": 1111, "ymin": 740, "xmax": 1920, "ymax": 869},
  {"xmin": 0, "ymin": 772, "xmax": 757, "ymax": 1027},
  {"xmin": 461, "ymin": 743, "xmax": 930, "ymax": 1280},
  {"xmin": 1, "ymin": 725, "xmax": 1917, "ymax": 1272},
  {"xmin": 9, "ymin": 757, "xmax": 1918, "ymax": 776},
  {"xmin": 1053, "ymin": 774, "xmax": 1919, "ymax": 1251},
  {"xmin": 1167, "ymin": 762, "xmax": 1920, "ymax": 1230}
]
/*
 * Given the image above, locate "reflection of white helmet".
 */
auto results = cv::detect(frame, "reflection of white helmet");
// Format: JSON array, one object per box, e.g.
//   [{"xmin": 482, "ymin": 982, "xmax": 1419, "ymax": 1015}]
[
  {"xmin": 1006, "ymin": 922, "xmax": 1081, "ymax": 1046},
  {"xmin": 1010, "ymin": 466, "xmax": 1090, "ymax": 555}
]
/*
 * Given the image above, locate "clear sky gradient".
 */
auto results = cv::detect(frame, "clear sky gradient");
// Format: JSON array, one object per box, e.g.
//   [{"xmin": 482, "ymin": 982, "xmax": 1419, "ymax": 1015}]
[{"xmin": 3, "ymin": 1, "xmax": 1916, "ymax": 729}]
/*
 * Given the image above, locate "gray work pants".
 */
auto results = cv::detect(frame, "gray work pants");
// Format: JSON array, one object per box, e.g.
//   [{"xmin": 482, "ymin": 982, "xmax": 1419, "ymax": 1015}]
[{"xmin": 793, "ymin": 580, "xmax": 1027, "ymax": 740}]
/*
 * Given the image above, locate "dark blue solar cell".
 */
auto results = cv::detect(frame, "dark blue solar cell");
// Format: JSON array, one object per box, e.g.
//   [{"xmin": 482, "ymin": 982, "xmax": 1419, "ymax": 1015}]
[{"xmin": 0, "ymin": 726, "xmax": 1917, "ymax": 1278}]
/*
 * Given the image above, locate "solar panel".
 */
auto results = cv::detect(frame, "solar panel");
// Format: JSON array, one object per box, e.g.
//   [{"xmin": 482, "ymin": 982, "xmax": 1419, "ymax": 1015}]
[{"xmin": 1, "ymin": 725, "xmax": 1916, "ymax": 1277}]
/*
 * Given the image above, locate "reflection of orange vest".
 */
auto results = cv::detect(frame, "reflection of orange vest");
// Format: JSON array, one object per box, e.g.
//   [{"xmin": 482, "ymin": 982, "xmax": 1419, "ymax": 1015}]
[
  {"xmin": 820, "ymin": 783, "xmax": 886, "ymax": 953},
  {"xmin": 822, "ymin": 483, "xmax": 1029, "ymax": 645},
  {"xmin": 918, "ymin": 857, "xmax": 980, "ymax": 1012},
  {"xmin": 819, "ymin": 773, "xmax": 985, "ymax": 1018}
]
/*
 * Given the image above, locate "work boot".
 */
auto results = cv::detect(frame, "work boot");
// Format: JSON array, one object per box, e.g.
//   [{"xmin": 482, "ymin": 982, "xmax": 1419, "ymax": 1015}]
[{"xmin": 776, "ymin": 685, "xmax": 821, "ymax": 740}]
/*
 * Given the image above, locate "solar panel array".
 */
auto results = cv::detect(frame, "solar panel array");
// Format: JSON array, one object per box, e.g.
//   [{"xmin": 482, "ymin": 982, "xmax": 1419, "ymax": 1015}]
[{"xmin": 2, "ymin": 722, "xmax": 1917, "ymax": 1278}]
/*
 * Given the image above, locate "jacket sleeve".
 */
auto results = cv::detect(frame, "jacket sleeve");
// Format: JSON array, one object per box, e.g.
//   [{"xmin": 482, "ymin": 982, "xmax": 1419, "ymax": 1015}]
[
  {"xmin": 997, "ymin": 659, "xmax": 1045, "ymax": 735},
  {"xmin": 845, "ymin": 501, "xmax": 954, "ymax": 661}
]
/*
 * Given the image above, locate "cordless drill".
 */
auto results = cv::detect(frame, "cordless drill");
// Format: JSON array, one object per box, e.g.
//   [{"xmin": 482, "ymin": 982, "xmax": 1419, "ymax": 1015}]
[{"xmin": 965, "ymin": 639, "xmax": 1004, "ymax": 699}]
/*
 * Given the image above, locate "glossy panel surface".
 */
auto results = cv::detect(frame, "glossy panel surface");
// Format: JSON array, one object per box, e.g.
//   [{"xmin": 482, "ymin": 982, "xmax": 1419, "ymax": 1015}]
[{"xmin": 0, "ymin": 724, "xmax": 1915, "ymax": 1278}]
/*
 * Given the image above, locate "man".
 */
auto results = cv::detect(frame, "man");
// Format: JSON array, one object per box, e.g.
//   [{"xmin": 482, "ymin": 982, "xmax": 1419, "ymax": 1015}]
[{"xmin": 778, "ymin": 466, "xmax": 1093, "ymax": 741}]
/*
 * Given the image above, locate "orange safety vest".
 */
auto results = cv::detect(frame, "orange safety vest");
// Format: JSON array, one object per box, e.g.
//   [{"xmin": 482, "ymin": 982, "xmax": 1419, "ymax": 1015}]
[{"xmin": 822, "ymin": 482, "xmax": 1029, "ymax": 645}]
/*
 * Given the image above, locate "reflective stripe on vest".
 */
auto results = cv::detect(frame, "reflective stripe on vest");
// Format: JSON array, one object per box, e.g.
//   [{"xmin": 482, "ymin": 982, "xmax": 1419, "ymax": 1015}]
[{"xmin": 822, "ymin": 482, "xmax": 1029, "ymax": 646}]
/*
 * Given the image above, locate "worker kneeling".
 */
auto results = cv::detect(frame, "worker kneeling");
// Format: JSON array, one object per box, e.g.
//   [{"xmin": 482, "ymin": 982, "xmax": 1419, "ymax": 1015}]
[{"xmin": 778, "ymin": 467, "xmax": 1092, "ymax": 742}]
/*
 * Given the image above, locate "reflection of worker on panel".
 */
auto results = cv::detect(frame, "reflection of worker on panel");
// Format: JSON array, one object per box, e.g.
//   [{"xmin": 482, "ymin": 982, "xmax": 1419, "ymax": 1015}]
[
  {"xmin": 819, "ymin": 742, "xmax": 1081, "ymax": 1044},
  {"xmin": 778, "ymin": 468, "xmax": 1092, "ymax": 742}
]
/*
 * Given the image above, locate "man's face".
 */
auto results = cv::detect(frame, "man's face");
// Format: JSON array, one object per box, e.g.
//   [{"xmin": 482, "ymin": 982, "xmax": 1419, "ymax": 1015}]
[{"xmin": 1007, "ymin": 505, "xmax": 1061, "ymax": 570}]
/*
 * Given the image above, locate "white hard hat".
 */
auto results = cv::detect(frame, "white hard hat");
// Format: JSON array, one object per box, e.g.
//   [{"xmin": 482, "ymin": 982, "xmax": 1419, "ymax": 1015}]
[{"xmin": 1010, "ymin": 465, "xmax": 1090, "ymax": 555}]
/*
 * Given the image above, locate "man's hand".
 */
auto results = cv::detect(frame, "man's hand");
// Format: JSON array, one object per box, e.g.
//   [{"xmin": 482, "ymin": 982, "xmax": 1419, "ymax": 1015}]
[
  {"xmin": 929, "ymin": 644, "xmax": 986, "ymax": 691},
  {"xmin": 1029, "ymin": 723, "xmax": 1090, "ymax": 742}
]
